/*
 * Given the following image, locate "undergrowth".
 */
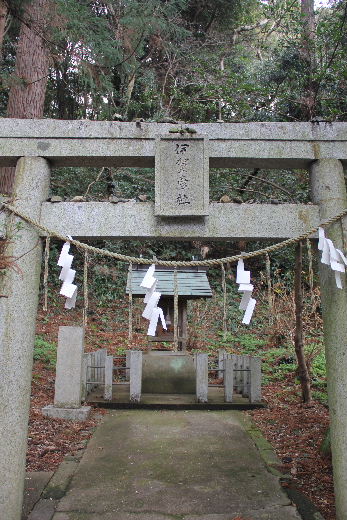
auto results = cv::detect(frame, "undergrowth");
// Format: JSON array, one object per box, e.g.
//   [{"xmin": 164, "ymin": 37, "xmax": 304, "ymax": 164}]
[{"xmin": 34, "ymin": 336, "xmax": 57, "ymax": 367}]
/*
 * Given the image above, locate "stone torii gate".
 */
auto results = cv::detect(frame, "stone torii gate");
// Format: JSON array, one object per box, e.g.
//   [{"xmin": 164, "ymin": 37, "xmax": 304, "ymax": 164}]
[{"xmin": 0, "ymin": 119, "xmax": 347, "ymax": 520}]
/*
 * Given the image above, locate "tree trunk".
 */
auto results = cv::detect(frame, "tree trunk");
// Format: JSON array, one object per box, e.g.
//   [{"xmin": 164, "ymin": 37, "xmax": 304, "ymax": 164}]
[
  {"xmin": 0, "ymin": 0, "xmax": 51, "ymax": 195},
  {"xmin": 301, "ymin": 0, "xmax": 316, "ymax": 119},
  {"xmin": 0, "ymin": 0, "xmax": 8, "ymax": 63},
  {"xmin": 294, "ymin": 241, "xmax": 312, "ymax": 403}
]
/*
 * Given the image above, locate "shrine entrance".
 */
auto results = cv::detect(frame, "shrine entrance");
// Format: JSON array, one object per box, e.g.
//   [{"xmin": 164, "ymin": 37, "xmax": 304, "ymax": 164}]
[{"xmin": 1, "ymin": 120, "xmax": 347, "ymax": 520}]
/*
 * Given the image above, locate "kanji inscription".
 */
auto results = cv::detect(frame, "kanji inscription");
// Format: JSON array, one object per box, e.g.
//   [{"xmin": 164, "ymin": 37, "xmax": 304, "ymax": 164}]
[{"xmin": 155, "ymin": 135, "xmax": 209, "ymax": 217}]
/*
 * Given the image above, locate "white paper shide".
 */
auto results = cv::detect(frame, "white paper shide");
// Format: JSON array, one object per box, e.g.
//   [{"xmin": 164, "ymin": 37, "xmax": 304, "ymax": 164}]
[
  {"xmin": 140, "ymin": 264, "xmax": 167, "ymax": 336},
  {"xmin": 236, "ymin": 258, "xmax": 256, "ymax": 324},
  {"xmin": 57, "ymin": 239, "xmax": 77, "ymax": 309},
  {"xmin": 318, "ymin": 227, "xmax": 347, "ymax": 289}
]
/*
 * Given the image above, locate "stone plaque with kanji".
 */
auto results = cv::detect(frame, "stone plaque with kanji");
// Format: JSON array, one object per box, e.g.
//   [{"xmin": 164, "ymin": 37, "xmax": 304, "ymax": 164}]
[{"xmin": 155, "ymin": 135, "xmax": 209, "ymax": 217}]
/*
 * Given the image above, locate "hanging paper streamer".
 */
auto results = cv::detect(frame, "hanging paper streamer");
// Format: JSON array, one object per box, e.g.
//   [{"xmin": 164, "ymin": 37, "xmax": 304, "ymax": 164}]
[
  {"xmin": 318, "ymin": 227, "xmax": 347, "ymax": 289},
  {"xmin": 57, "ymin": 238, "xmax": 78, "ymax": 309},
  {"xmin": 140, "ymin": 264, "xmax": 167, "ymax": 336},
  {"xmin": 236, "ymin": 257, "xmax": 256, "ymax": 324}
]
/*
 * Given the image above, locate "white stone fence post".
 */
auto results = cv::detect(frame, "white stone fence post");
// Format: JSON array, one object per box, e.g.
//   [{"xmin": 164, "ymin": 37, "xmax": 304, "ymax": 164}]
[
  {"xmin": 196, "ymin": 353, "xmax": 208, "ymax": 403},
  {"xmin": 130, "ymin": 351, "xmax": 142, "ymax": 403},
  {"xmin": 203, "ymin": 353, "xmax": 262, "ymax": 404}
]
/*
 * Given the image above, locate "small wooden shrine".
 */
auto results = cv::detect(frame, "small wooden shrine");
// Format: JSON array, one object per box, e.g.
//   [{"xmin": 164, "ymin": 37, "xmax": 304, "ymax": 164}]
[{"xmin": 126, "ymin": 264, "xmax": 212, "ymax": 350}]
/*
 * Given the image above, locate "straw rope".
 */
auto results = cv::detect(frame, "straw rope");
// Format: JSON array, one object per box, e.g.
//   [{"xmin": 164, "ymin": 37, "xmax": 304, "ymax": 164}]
[{"xmin": 2, "ymin": 201, "xmax": 347, "ymax": 267}]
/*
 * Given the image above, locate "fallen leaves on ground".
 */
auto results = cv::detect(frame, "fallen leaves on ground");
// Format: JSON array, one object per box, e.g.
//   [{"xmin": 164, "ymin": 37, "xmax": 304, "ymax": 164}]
[
  {"xmin": 250, "ymin": 379, "xmax": 334, "ymax": 520},
  {"xmin": 27, "ymin": 362, "xmax": 106, "ymax": 471}
]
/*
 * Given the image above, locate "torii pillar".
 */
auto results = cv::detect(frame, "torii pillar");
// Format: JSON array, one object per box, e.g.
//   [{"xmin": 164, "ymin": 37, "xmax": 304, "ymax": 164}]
[
  {"xmin": 0, "ymin": 157, "xmax": 50, "ymax": 520},
  {"xmin": 310, "ymin": 159, "xmax": 347, "ymax": 519}
]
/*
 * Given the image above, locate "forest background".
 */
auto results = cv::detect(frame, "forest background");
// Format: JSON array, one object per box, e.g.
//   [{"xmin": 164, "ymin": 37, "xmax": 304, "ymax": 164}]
[{"xmin": 1, "ymin": 1, "xmax": 347, "ymax": 519}]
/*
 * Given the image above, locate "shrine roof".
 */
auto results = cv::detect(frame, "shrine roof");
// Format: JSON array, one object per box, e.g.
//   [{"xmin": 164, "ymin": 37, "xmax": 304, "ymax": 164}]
[{"xmin": 126, "ymin": 265, "xmax": 212, "ymax": 299}]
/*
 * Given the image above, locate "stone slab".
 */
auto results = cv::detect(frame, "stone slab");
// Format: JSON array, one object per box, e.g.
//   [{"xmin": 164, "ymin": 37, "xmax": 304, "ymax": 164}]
[
  {"xmin": 0, "ymin": 119, "xmax": 346, "ymax": 144},
  {"xmin": 52, "ymin": 509, "xmax": 300, "ymax": 519},
  {"xmin": 42, "ymin": 460, "xmax": 79, "ymax": 501},
  {"xmin": 54, "ymin": 326, "xmax": 84, "ymax": 408},
  {"xmin": 27, "ymin": 499, "xmax": 58, "ymax": 520},
  {"xmin": 142, "ymin": 352, "xmax": 196, "ymax": 394},
  {"xmin": 42, "ymin": 406, "xmax": 91, "ymax": 422},
  {"xmin": 38, "ymin": 201, "xmax": 319, "ymax": 241},
  {"xmin": 87, "ymin": 384, "xmax": 263, "ymax": 410},
  {"xmin": 1, "ymin": 119, "xmax": 347, "ymax": 168},
  {"xmin": 22, "ymin": 472, "xmax": 53, "ymax": 519},
  {"xmin": 155, "ymin": 135, "xmax": 209, "ymax": 216},
  {"xmin": 1, "ymin": 119, "xmax": 346, "ymax": 140},
  {"xmin": 55, "ymin": 410, "xmax": 300, "ymax": 518}
]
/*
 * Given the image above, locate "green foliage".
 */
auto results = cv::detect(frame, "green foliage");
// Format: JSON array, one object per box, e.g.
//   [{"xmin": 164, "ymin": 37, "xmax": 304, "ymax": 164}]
[
  {"xmin": 219, "ymin": 329, "xmax": 327, "ymax": 404},
  {"xmin": 33, "ymin": 336, "xmax": 57, "ymax": 366}
]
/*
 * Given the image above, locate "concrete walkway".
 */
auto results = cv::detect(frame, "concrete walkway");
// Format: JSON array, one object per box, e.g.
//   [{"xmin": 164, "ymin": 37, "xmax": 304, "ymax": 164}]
[{"xmin": 50, "ymin": 410, "xmax": 301, "ymax": 520}]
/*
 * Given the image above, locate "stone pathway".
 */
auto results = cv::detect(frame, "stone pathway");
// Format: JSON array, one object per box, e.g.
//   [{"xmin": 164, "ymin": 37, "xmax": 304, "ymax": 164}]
[{"xmin": 46, "ymin": 410, "xmax": 302, "ymax": 520}]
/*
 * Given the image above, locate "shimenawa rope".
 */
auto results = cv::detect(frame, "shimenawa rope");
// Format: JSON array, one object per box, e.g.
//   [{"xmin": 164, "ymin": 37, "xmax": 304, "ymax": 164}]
[{"xmin": 2, "ymin": 201, "xmax": 347, "ymax": 267}]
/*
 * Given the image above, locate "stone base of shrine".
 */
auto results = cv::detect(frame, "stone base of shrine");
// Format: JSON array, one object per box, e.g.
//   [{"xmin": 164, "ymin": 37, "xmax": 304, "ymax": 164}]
[
  {"xmin": 87, "ymin": 384, "xmax": 264, "ymax": 410},
  {"xmin": 42, "ymin": 405, "xmax": 91, "ymax": 421}
]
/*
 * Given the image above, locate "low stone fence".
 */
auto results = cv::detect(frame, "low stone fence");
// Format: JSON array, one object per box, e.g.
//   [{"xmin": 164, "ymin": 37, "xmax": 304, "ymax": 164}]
[
  {"xmin": 42, "ymin": 327, "xmax": 261, "ymax": 415},
  {"xmin": 195, "ymin": 351, "xmax": 262, "ymax": 404},
  {"xmin": 82, "ymin": 350, "xmax": 133, "ymax": 401}
]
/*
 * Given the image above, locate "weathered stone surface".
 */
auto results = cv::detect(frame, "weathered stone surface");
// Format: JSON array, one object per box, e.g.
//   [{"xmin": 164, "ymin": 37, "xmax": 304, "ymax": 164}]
[
  {"xmin": 0, "ymin": 118, "xmax": 346, "ymax": 140},
  {"xmin": 155, "ymin": 135, "xmax": 209, "ymax": 216},
  {"xmin": 224, "ymin": 357, "xmax": 233, "ymax": 403},
  {"xmin": 1, "ymin": 119, "xmax": 347, "ymax": 168},
  {"xmin": 38, "ymin": 201, "xmax": 320, "ymax": 241},
  {"xmin": 55, "ymin": 410, "xmax": 300, "ymax": 518},
  {"xmin": 249, "ymin": 357, "xmax": 262, "ymax": 403},
  {"xmin": 130, "ymin": 351, "xmax": 142, "ymax": 403},
  {"xmin": 142, "ymin": 352, "xmax": 196, "ymax": 394},
  {"xmin": 196, "ymin": 353, "xmax": 208, "ymax": 403},
  {"xmin": 310, "ymin": 158, "xmax": 347, "ymax": 520},
  {"xmin": 103, "ymin": 356, "xmax": 113, "ymax": 401},
  {"xmin": 54, "ymin": 326, "xmax": 84, "ymax": 408},
  {"xmin": 22, "ymin": 472, "xmax": 53, "ymax": 519},
  {"xmin": 42, "ymin": 460, "xmax": 79, "ymax": 501},
  {"xmin": 81, "ymin": 354, "xmax": 89, "ymax": 402},
  {"xmin": 26, "ymin": 498, "xmax": 57, "ymax": 520},
  {"xmin": 0, "ymin": 157, "xmax": 50, "ymax": 520},
  {"xmin": 42, "ymin": 405, "xmax": 91, "ymax": 422}
]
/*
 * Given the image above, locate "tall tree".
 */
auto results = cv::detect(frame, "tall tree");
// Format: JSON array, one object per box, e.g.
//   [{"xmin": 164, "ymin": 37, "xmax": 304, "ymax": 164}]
[
  {"xmin": 301, "ymin": 0, "xmax": 316, "ymax": 119},
  {"xmin": 0, "ymin": 0, "xmax": 8, "ymax": 62},
  {"xmin": 6, "ymin": 0, "xmax": 50, "ymax": 118},
  {"xmin": 0, "ymin": 0, "xmax": 51, "ymax": 194}
]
